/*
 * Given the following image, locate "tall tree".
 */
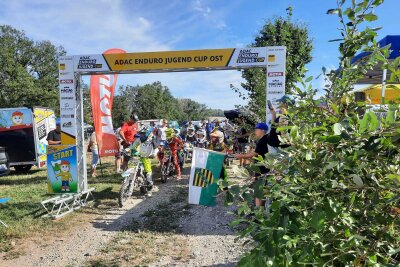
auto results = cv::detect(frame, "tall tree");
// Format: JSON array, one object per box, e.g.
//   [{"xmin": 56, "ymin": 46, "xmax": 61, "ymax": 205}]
[
  {"xmin": 0, "ymin": 25, "xmax": 66, "ymax": 112},
  {"xmin": 176, "ymin": 98, "xmax": 210, "ymax": 121},
  {"xmin": 236, "ymin": 7, "xmax": 313, "ymax": 119},
  {"xmin": 113, "ymin": 81, "xmax": 224, "ymax": 124}
]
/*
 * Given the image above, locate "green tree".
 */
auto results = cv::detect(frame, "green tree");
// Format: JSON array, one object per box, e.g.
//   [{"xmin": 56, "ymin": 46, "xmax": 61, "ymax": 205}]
[
  {"xmin": 0, "ymin": 25, "xmax": 66, "ymax": 112},
  {"xmin": 114, "ymin": 81, "xmax": 222, "ymax": 123},
  {"xmin": 176, "ymin": 98, "xmax": 210, "ymax": 121},
  {"xmin": 112, "ymin": 95, "xmax": 130, "ymax": 127},
  {"xmin": 235, "ymin": 8, "xmax": 313, "ymax": 120},
  {"xmin": 116, "ymin": 82, "xmax": 180, "ymax": 121},
  {"xmin": 82, "ymin": 83, "xmax": 92, "ymax": 124},
  {"xmin": 227, "ymin": 1, "xmax": 400, "ymax": 266}
]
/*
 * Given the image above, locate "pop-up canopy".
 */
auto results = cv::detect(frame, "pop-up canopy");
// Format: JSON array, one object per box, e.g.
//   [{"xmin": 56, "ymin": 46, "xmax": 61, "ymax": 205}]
[
  {"xmin": 352, "ymin": 35, "xmax": 400, "ymax": 104},
  {"xmin": 352, "ymin": 35, "xmax": 400, "ymax": 84}
]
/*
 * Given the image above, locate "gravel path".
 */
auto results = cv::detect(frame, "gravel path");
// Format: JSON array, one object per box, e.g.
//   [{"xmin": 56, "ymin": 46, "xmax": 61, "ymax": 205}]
[
  {"xmin": 0, "ymin": 167, "xmax": 246, "ymax": 267},
  {"xmin": 155, "ymin": 203, "xmax": 243, "ymax": 266}
]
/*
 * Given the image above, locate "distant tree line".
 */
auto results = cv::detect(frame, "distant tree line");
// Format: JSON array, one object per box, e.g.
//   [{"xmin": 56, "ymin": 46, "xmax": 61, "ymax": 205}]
[{"xmin": 111, "ymin": 82, "xmax": 224, "ymax": 126}]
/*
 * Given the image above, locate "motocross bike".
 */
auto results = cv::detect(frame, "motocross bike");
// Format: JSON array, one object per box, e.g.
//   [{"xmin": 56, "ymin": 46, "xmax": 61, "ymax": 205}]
[
  {"xmin": 160, "ymin": 148, "xmax": 183, "ymax": 183},
  {"xmin": 118, "ymin": 151, "xmax": 152, "ymax": 207}
]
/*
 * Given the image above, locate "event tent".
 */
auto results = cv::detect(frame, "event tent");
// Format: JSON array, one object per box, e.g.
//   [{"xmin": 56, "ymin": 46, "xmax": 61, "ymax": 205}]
[
  {"xmin": 352, "ymin": 35, "xmax": 400, "ymax": 104},
  {"xmin": 354, "ymin": 84, "xmax": 400, "ymax": 104}
]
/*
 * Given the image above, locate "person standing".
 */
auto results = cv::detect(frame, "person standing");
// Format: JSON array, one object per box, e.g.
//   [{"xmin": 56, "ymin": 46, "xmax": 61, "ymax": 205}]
[
  {"xmin": 114, "ymin": 123, "xmax": 124, "ymax": 173},
  {"xmin": 155, "ymin": 119, "xmax": 168, "ymax": 166},
  {"xmin": 268, "ymin": 95, "xmax": 294, "ymax": 151},
  {"xmin": 119, "ymin": 113, "xmax": 139, "ymax": 170},
  {"xmin": 235, "ymin": 122, "xmax": 270, "ymax": 207},
  {"xmin": 89, "ymin": 131, "xmax": 100, "ymax": 177},
  {"xmin": 205, "ymin": 119, "xmax": 215, "ymax": 139},
  {"xmin": 47, "ymin": 118, "xmax": 62, "ymax": 145},
  {"xmin": 236, "ymin": 119, "xmax": 250, "ymax": 166},
  {"xmin": 165, "ymin": 128, "xmax": 184, "ymax": 179}
]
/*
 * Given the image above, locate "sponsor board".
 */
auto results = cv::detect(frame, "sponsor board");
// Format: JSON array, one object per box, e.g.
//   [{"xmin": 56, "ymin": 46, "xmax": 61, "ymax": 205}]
[
  {"xmin": 266, "ymin": 46, "xmax": 286, "ymax": 123},
  {"xmin": 73, "ymin": 47, "xmax": 268, "ymax": 73},
  {"xmin": 59, "ymin": 56, "xmax": 77, "ymax": 139}
]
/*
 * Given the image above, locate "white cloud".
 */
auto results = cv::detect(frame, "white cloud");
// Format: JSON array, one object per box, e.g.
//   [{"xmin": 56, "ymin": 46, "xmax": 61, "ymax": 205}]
[
  {"xmin": 0, "ymin": 0, "xmax": 170, "ymax": 54},
  {"xmin": 192, "ymin": 0, "xmax": 226, "ymax": 29},
  {"xmin": 0, "ymin": 0, "xmax": 247, "ymax": 110}
]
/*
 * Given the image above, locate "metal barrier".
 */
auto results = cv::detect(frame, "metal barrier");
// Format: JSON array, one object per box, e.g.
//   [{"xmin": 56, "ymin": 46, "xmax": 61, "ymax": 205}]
[{"xmin": 41, "ymin": 188, "xmax": 95, "ymax": 219}]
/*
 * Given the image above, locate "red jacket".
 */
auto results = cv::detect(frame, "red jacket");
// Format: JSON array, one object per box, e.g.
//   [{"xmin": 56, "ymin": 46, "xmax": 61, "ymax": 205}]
[{"xmin": 168, "ymin": 137, "xmax": 183, "ymax": 153}]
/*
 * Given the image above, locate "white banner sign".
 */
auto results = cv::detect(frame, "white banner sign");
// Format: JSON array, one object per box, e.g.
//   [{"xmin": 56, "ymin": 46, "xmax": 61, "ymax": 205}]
[
  {"xmin": 266, "ymin": 46, "xmax": 286, "ymax": 123},
  {"xmin": 58, "ymin": 56, "xmax": 77, "ymax": 139}
]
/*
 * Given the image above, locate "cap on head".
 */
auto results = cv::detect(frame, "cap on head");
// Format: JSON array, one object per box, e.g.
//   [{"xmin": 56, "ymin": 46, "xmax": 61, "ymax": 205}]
[
  {"xmin": 255, "ymin": 122, "xmax": 269, "ymax": 132},
  {"xmin": 276, "ymin": 95, "xmax": 295, "ymax": 105},
  {"xmin": 12, "ymin": 111, "xmax": 23, "ymax": 116}
]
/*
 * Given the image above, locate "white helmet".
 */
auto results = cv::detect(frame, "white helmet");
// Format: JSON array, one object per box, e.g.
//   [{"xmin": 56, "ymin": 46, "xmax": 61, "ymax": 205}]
[
  {"xmin": 196, "ymin": 129, "xmax": 207, "ymax": 143},
  {"xmin": 187, "ymin": 126, "xmax": 196, "ymax": 137}
]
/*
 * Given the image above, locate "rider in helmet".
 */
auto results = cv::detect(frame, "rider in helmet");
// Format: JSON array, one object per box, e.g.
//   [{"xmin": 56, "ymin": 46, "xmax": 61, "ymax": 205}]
[
  {"xmin": 209, "ymin": 120, "xmax": 226, "ymax": 152},
  {"xmin": 195, "ymin": 129, "xmax": 208, "ymax": 148},
  {"xmin": 186, "ymin": 125, "xmax": 196, "ymax": 143},
  {"xmin": 165, "ymin": 128, "xmax": 184, "ymax": 179},
  {"xmin": 130, "ymin": 126, "xmax": 155, "ymax": 196}
]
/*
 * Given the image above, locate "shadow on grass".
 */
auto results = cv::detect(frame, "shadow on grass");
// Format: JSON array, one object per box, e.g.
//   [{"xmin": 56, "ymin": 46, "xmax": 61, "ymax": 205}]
[
  {"xmin": 0, "ymin": 172, "xmax": 47, "ymax": 186},
  {"xmin": 0, "ymin": 201, "xmax": 47, "ymax": 219}
]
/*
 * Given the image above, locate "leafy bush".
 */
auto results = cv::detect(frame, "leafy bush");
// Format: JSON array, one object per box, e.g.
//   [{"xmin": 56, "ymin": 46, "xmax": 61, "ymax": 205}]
[{"xmin": 227, "ymin": 1, "xmax": 400, "ymax": 266}]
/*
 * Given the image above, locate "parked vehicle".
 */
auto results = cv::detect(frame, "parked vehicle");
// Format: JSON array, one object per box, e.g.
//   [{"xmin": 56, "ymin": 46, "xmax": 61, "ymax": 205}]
[
  {"xmin": 0, "ymin": 107, "xmax": 56, "ymax": 172},
  {"xmin": 0, "ymin": 147, "xmax": 10, "ymax": 176}
]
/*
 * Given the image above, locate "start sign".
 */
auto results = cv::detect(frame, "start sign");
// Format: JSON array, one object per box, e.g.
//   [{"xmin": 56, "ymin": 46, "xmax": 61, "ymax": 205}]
[{"xmin": 71, "ymin": 48, "xmax": 268, "ymax": 73}]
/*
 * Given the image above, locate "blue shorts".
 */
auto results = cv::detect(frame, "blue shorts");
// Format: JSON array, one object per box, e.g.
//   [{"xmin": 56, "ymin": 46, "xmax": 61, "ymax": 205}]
[
  {"xmin": 62, "ymin": 181, "xmax": 69, "ymax": 187},
  {"xmin": 91, "ymin": 150, "xmax": 100, "ymax": 168}
]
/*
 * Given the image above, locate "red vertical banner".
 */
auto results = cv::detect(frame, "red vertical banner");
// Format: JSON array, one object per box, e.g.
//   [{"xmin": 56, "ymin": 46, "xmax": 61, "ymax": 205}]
[{"xmin": 90, "ymin": 48, "xmax": 126, "ymax": 157}]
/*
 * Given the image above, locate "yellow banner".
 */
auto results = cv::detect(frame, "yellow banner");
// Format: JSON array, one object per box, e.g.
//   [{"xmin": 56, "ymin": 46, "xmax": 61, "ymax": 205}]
[
  {"xmin": 103, "ymin": 49, "xmax": 235, "ymax": 71},
  {"xmin": 34, "ymin": 108, "xmax": 54, "ymax": 123}
]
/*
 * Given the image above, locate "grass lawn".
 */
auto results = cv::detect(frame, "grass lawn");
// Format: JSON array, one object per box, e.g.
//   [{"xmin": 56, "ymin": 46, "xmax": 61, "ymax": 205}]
[{"xmin": 0, "ymin": 155, "xmax": 126, "ymax": 253}]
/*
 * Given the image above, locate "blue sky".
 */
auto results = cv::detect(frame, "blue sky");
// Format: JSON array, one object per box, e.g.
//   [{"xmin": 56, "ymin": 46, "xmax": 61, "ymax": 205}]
[{"xmin": 0, "ymin": 0, "xmax": 399, "ymax": 109}]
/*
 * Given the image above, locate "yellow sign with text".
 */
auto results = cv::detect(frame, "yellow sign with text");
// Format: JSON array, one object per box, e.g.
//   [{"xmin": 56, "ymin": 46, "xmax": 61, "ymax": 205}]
[{"xmin": 103, "ymin": 49, "xmax": 235, "ymax": 71}]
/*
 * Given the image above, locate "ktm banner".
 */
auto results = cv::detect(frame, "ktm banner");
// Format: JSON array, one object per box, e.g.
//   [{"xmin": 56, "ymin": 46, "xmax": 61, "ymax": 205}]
[{"xmin": 90, "ymin": 48, "xmax": 125, "ymax": 157}]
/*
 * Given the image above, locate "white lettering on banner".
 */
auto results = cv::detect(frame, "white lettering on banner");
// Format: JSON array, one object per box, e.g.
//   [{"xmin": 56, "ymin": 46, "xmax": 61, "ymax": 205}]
[
  {"xmin": 99, "ymin": 76, "xmax": 112, "ymax": 98},
  {"xmin": 266, "ymin": 46, "xmax": 286, "ymax": 124},
  {"xmin": 98, "ymin": 75, "xmax": 114, "ymax": 134},
  {"xmin": 101, "ymin": 116, "xmax": 114, "ymax": 134},
  {"xmin": 99, "ymin": 76, "xmax": 112, "ymax": 116},
  {"xmin": 100, "ymin": 97, "xmax": 111, "ymax": 116}
]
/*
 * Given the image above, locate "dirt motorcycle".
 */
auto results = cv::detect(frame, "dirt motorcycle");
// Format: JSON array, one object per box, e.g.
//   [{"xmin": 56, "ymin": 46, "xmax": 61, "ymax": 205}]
[
  {"xmin": 160, "ymin": 148, "xmax": 183, "ymax": 183},
  {"xmin": 118, "ymin": 150, "xmax": 152, "ymax": 207}
]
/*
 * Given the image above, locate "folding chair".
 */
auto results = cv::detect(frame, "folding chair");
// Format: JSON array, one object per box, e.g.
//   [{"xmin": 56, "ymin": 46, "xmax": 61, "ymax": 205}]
[{"xmin": 0, "ymin": 198, "xmax": 10, "ymax": 227}]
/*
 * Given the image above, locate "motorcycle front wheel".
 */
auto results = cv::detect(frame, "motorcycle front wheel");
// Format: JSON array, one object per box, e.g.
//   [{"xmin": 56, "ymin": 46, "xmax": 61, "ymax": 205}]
[
  {"xmin": 118, "ymin": 175, "xmax": 135, "ymax": 207},
  {"xmin": 160, "ymin": 164, "xmax": 168, "ymax": 183}
]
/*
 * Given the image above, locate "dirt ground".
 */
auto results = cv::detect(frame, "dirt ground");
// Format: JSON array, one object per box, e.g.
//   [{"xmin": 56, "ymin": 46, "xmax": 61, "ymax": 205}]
[{"xmin": 0, "ymin": 165, "xmax": 247, "ymax": 267}]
